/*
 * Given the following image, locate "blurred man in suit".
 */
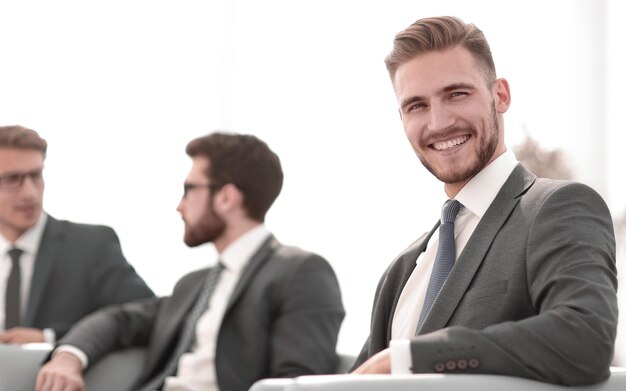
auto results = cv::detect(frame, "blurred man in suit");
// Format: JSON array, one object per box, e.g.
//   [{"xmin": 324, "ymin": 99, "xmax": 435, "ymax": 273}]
[
  {"xmin": 351, "ymin": 16, "xmax": 617, "ymax": 386},
  {"xmin": 0, "ymin": 125, "xmax": 154, "ymax": 344},
  {"xmin": 37, "ymin": 131, "xmax": 345, "ymax": 391}
]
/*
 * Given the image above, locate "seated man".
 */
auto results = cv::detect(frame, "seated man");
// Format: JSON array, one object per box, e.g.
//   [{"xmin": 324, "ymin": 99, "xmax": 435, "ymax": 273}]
[
  {"xmin": 37, "ymin": 131, "xmax": 345, "ymax": 391},
  {"xmin": 351, "ymin": 16, "xmax": 617, "ymax": 386},
  {"xmin": 0, "ymin": 125, "xmax": 154, "ymax": 344}
]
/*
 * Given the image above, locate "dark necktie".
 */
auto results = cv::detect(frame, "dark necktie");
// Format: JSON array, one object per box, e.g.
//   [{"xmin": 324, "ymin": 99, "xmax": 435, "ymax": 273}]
[
  {"xmin": 138, "ymin": 262, "xmax": 225, "ymax": 391},
  {"xmin": 416, "ymin": 199, "xmax": 461, "ymax": 332},
  {"xmin": 5, "ymin": 248, "xmax": 24, "ymax": 329}
]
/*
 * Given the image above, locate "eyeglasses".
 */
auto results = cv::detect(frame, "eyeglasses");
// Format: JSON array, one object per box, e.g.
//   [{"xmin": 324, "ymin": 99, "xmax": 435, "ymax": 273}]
[
  {"xmin": 0, "ymin": 169, "xmax": 44, "ymax": 192},
  {"xmin": 182, "ymin": 183, "xmax": 222, "ymax": 198}
]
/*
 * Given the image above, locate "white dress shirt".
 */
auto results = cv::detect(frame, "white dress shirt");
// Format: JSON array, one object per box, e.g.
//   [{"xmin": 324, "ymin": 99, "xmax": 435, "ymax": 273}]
[
  {"xmin": 390, "ymin": 150, "xmax": 518, "ymax": 374},
  {"xmin": 0, "ymin": 213, "xmax": 48, "ymax": 336}
]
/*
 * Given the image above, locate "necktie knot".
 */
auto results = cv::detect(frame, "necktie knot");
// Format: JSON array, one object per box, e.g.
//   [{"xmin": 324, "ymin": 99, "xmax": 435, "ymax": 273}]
[
  {"xmin": 8, "ymin": 247, "xmax": 23, "ymax": 263},
  {"xmin": 441, "ymin": 199, "xmax": 461, "ymax": 224},
  {"xmin": 213, "ymin": 261, "xmax": 226, "ymax": 277}
]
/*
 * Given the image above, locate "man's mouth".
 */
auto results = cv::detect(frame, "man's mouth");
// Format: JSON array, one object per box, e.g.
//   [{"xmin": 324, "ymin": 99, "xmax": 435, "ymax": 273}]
[
  {"xmin": 431, "ymin": 135, "xmax": 470, "ymax": 151},
  {"xmin": 16, "ymin": 204, "xmax": 38, "ymax": 211}
]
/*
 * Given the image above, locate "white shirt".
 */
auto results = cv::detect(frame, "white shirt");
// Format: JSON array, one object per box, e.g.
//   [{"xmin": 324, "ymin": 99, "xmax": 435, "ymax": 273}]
[
  {"xmin": 390, "ymin": 150, "xmax": 518, "ymax": 374},
  {"xmin": 0, "ymin": 213, "xmax": 48, "ymax": 333}
]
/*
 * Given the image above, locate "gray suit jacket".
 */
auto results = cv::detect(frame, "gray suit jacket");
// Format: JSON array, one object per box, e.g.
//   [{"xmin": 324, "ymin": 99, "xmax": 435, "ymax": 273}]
[
  {"xmin": 23, "ymin": 215, "xmax": 154, "ymax": 339},
  {"xmin": 58, "ymin": 235, "xmax": 345, "ymax": 391},
  {"xmin": 353, "ymin": 164, "xmax": 618, "ymax": 386}
]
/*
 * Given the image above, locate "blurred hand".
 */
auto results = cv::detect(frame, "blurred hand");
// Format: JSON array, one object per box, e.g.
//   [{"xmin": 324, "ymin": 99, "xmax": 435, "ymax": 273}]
[
  {"xmin": 351, "ymin": 348, "xmax": 392, "ymax": 374},
  {"xmin": 0, "ymin": 327, "xmax": 44, "ymax": 344},
  {"xmin": 36, "ymin": 351, "xmax": 85, "ymax": 391}
]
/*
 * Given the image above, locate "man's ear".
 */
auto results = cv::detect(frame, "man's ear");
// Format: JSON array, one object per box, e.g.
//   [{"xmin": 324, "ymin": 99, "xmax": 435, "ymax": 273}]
[
  {"xmin": 213, "ymin": 183, "xmax": 243, "ymax": 214},
  {"xmin": 494, "ymin": 78, "xmax": 511, "ymax": 114}
]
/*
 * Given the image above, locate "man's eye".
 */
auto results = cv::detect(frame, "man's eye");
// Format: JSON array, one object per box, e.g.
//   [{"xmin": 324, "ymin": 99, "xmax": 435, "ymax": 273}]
[
  {"xmin": 450, "ymin": 91, "xmax": 467, "ymax": 98},
  {"xmin": 409, "ymin": 103, "xmax": 425, "ymax": 112},
  {"xmin": 30, "ymin": 171, "xmax": 43, "ymax": 181},
  {"xmin": 2, "ymin": 174, "xmax": 22, "ymax": 185}
]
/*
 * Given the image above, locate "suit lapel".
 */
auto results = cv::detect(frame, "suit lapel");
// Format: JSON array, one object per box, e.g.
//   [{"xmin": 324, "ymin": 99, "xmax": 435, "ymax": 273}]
[
  {"xmin": 160, "ymin": 272, "xmax": 206, "ymax": 344},
  {"xmin": 144, "ymin": 271, "xmax": 207, "ymax": 376},
  {"xmin": 418, "ymin": 164, "xmax": 536, "ymax": 334},
  {"xmin": 24, "ymin": 216, "xmax": 65, "ymax": 326}
]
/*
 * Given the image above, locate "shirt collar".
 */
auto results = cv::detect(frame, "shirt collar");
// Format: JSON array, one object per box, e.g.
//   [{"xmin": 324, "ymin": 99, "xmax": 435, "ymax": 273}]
[
  {"xmin": 454, "ymin": 149, "xmax": 518, "ymax": 219},
  {"xmin": 0, "ymin": 212, "xmax": 48, "ymax": 256},
  {"xmin": 218, "ymin": 224, "xmax": 271, "ymax": 273}
]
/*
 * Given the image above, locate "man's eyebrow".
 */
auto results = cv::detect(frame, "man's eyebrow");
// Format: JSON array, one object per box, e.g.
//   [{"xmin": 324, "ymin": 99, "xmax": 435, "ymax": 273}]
[
  {"xmin": 0, "ymin": 167, "xmax": 44, "ymax": 177},
  {"xmin": 441, "ymin": 82, "xmax": 476, "ymax": 93}
]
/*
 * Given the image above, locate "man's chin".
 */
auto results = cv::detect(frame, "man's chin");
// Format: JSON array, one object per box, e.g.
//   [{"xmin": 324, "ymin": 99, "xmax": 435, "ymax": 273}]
[
  {"xmin": 14, "ymin": 220, "xmax": 39, "ymax": 233},
  {"xmin": 183, "ymin": 236, "xmax": 207, "ymax": 248},
  {"xmin": 433, "ymin": 164, "xmax": 482, "ymax": 186}
]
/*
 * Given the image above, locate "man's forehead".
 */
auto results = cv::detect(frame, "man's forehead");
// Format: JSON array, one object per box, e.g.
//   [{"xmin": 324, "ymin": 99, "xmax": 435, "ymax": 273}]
[
  {"xmin": 0, "ymin": 148, "xmax": 45, "ymax": 170},
  {"xmin": 393, "ymin": 47, "xmax": 484, "ymax": 96},
  {"xmin": 188, "ymin": 156, "xmax": 210, "ymax": 178}
]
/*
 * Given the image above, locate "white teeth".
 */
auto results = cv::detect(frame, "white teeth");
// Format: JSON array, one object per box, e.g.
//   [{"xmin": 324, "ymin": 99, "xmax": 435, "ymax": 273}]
[{"xmin": 433, "ymin": 135, "xmax": 469, "ymax": 151}]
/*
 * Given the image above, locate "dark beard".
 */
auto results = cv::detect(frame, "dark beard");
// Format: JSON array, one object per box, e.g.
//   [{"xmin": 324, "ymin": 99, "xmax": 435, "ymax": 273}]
[
  {"xmin": 419, "ymin": 104, "xmax": 500, "ymax": 185},
  {"xmin": 183, "ymin": 199, "xmax": 226, "ymax": 247}
]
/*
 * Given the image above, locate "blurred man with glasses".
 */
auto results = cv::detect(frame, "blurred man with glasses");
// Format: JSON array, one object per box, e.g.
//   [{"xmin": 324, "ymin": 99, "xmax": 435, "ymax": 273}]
[{"xmin": 0, "ymin": 125, "xmax": 154, "ymax": 345}]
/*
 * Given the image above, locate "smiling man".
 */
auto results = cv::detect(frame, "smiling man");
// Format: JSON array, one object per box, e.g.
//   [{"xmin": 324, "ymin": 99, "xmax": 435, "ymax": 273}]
[{"xmin": 351, "ymin": 16, "xmax": 618, "ymax": 386}]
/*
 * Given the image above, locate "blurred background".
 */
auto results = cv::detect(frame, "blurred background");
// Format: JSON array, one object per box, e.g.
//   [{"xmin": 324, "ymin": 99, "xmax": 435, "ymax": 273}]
[{"xmin": 1, "ymin": 0, "xmax": 624, "ymax": 362}]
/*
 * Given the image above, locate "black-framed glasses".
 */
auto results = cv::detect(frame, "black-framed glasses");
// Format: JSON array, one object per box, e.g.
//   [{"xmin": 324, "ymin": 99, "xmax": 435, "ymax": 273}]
[
  {"xmin": 0, "ymin": 169, "xmax": 44, "ymax": 192},
  {"xmin": 182, "ymin": 183, "xmax": 222, "ymax": 198}
]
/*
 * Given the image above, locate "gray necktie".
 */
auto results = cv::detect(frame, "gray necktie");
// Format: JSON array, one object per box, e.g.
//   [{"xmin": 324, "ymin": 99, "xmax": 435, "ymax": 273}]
[
  {"xmin": 5, "ymin": 248, "xmax": 23, "ymax": 329},
  {"xmin": 416, "ymin": 199, "xmax": 461, "ymax": 332},
  {"xmin": 138, "ymin": 262, "xmax": 225, "ymax": 391}
]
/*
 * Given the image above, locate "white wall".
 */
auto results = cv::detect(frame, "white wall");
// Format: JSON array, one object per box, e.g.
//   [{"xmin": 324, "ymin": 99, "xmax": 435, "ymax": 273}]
[{"xmin": 1, "ymin": 0, "xmax": 623, "ymax": 358}]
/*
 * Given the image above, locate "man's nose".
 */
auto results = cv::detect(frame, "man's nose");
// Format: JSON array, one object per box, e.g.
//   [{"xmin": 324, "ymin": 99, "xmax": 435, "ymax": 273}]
[
  {"xmin": 19, "ymin": 175, "xmax": 41, "ymax": 194},
  {"xmin": 427, "ymin": 104, "xmax": 455, "ymax": 132}
]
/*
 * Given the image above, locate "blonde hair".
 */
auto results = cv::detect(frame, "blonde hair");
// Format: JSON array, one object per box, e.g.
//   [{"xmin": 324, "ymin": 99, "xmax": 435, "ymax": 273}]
[{"xmin": 385, "ymin": 16, "xmax": 496, "ymax": 84}]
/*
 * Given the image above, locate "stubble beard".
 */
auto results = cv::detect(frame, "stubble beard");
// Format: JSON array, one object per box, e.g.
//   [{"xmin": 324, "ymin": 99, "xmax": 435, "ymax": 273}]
[
  {"xmin": 418, "ymin": 104, "xmax": 500, "ymax": 185},
  {"xmin": 183, "ymin": 199, "xmax": 226, "ymax": 248}
]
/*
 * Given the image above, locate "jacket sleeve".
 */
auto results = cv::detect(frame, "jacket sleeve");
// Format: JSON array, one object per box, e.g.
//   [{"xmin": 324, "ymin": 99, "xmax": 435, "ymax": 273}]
[{"xmin": 57, "ymin": 296, "xmax": 164, "ymax": 366}]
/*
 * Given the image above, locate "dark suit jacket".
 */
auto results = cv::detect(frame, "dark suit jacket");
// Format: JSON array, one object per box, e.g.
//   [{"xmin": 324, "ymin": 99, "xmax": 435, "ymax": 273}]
[
  {"xmin": 23, "ymin": 215, "xmax": 154, "ymax": 339},
  {"xmin": 353, "ymin": 165, "xmax": 618, "ymax": 386},
  {"xmin": 59, "ymin": 235, "xmax": 345, "ymax": 391}
]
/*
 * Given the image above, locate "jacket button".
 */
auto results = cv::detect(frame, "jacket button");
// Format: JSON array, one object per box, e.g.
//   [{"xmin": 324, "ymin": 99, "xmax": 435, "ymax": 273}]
[
  {"xmin": 469, "ymin": 358, "xmax": 479, "ymax": 368},
  {"xmin": 457, "ymin": 359, "xmax": 467, "ymax": 369},
  {"xmin": 435, "ymin": 362, "xmax": 445, "ymax": 372},
  {"xmin": 446, "ymin": 361, "xmax": 456, "ymax": 370}
]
